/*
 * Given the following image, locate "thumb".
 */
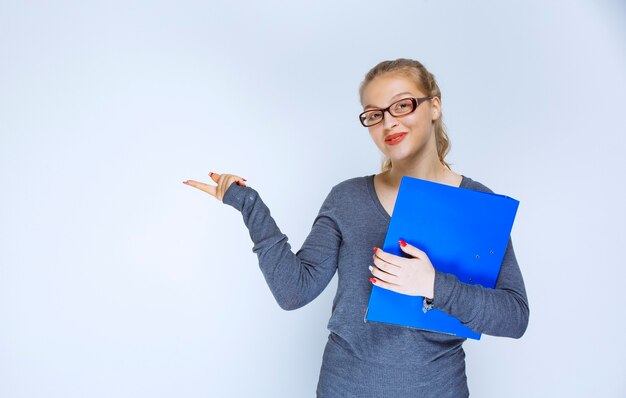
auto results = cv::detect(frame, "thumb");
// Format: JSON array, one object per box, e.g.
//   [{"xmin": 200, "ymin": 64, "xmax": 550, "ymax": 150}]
[
  {"xmin": 398, "ymin": 239, "xmax": 425, "ymax": 259},
  {"xmin": 210, "ymin": 172, "xmax": 248, "ymax": 188},
  {"xmin": 209, "ymin": 172, "xmax": 220, "ymax": 183}
]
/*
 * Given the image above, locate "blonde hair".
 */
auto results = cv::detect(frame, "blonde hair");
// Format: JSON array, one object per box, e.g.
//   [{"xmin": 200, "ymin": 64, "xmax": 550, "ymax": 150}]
[{"xmin": 358, "ymin": 58, "xmax": 452, "ymax": 172}]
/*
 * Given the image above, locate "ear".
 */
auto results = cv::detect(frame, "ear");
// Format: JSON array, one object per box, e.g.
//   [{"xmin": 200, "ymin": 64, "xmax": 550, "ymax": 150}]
[{"xmin": 431, "ymin": 97, "xmax": 441, "ymax": 121}]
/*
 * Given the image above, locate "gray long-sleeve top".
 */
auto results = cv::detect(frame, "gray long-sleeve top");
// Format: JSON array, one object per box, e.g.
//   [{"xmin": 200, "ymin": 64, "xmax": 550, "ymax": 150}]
[{"xmin": 222, "ymin": 173, "xmax": 529, "ymax": 385}]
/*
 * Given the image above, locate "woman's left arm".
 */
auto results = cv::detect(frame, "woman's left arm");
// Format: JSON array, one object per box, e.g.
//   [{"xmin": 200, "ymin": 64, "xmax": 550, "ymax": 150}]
[{"xmin": 433, "ymin": 237, "xmax": 529, "ymax": 338}]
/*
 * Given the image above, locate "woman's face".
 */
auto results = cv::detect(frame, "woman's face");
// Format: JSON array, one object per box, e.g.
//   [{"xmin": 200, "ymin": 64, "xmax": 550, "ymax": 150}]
[{"xmin": 361, "ymin": 74, "xmax": 441, "ymax": 167}]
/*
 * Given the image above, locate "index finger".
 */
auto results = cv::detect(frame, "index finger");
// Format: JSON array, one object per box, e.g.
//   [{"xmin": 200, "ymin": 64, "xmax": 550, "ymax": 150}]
[{"xmin": 183, "ymin": 179, "xmax": 217, "ymax": 197}]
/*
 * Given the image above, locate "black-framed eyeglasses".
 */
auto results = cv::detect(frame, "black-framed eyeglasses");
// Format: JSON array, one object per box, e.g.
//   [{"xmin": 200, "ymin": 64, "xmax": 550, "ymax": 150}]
[{"xmin": 359, "ymin": 96, "xmax": 434, "ymax": 127}]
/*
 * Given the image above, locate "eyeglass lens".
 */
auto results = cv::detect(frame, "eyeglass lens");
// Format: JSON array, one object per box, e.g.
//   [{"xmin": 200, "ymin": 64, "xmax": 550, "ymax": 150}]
[{"xmin": 361, "ymin": 98, "xmax": 415, "ymax": 126}]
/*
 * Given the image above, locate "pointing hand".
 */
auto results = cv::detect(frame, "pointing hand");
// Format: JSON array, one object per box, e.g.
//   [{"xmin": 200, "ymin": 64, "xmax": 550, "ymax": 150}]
[{"xmin": 183, "ymin": 172, "xmax": 248, "ymax": 202}]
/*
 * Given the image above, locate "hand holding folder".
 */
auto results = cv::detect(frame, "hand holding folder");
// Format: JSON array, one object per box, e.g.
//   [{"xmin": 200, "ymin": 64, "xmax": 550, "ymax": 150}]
[
  {"xmin": 370, "ymin": 242, "xmax": 437, "ymax": 298},
  {"xmin": 364, "ymin": 176, "xmax": 519, "ymax": 340}
]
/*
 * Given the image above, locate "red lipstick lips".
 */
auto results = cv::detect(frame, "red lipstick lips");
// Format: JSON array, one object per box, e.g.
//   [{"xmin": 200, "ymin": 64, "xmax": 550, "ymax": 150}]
[{"xmin": 385, "ymin": 132, "xmax": 407, "ymax": 145}]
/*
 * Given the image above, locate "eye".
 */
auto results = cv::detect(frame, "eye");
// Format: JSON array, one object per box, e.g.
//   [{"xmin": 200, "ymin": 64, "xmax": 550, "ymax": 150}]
[
  {"xmin": 367, "ymin": 111, "xmax": 383, "ymax": 122},
  {"xmin": 393, "ymin": 100, "xmax": 412, "ymax": 112}
]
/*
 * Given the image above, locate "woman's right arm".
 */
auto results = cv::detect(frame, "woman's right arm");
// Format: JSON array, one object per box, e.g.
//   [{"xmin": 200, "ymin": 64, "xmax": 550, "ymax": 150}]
[{"xmin": 184, "ymin": 172, "xmax": 342, "ymax": 311}]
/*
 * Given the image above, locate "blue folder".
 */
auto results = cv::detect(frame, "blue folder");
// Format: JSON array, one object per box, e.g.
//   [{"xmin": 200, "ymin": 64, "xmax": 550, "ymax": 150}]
[{"xmin": 364, "ymin": 176, "xmax": 519, "ymax": 340}]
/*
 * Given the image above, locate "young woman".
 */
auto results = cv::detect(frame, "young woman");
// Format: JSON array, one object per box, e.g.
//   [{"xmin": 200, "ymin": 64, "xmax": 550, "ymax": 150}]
[{"xmin": 183, "ymin": 58, "xmax": 529, "ymax": 397}]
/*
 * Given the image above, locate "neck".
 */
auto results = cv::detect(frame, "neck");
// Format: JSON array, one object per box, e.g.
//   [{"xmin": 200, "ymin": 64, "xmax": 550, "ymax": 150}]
[{"xmin": 384, "ymin": 158, "xmax": 450, "ymax": 188}]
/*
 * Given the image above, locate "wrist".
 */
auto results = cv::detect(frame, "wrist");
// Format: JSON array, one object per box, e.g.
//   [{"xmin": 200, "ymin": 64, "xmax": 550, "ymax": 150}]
[{"xmin": 424, "ymin": 267, "xmax": 435, "ymax": 299}]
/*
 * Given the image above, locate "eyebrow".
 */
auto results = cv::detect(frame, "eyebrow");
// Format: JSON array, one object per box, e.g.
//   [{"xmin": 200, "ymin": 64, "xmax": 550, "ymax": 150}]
[{"xmin": 364, "ymin": 92, "xmax": 414, "ymax": 110}]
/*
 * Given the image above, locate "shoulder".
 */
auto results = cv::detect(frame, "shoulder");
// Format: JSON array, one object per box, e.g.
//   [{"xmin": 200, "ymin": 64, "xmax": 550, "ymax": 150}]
[
  {"xmin": 329, "ymin": 175, "xmax": 370, "ymax": 196},
  {"xmin": 461, "ymin": 175, "xmax": 496, "ymax": 194},
  {"xmin": 316, "ymin": 175, "xmax": 370, "ymax": 208}
]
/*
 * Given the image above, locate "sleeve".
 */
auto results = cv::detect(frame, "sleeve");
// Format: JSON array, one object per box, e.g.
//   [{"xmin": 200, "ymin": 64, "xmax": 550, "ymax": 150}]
[
  {"xmin": 221, "ymin": 182, "xmax": 342, "ymax": 311},
  {"xmin": 432, "ymin": 237, "xmax": 530, "ymax": 338}
]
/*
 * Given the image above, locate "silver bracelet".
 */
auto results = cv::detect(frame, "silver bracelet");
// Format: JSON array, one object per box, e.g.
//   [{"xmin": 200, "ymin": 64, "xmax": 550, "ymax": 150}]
[{"xmin": 422, "ymin": 297, "xmax": 434, "ymax": 313}]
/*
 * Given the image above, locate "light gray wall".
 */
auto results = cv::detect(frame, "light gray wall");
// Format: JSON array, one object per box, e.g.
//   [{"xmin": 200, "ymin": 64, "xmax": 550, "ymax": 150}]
[{"xmin": 1, "ymin": 0, "xmax": 624, "ymax": 397}]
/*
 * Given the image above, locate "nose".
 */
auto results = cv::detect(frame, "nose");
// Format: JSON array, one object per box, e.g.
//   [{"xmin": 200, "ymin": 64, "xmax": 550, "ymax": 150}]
[{"xmin": 382, "ymin": 109, "xmax": 399, "ymax": 129}]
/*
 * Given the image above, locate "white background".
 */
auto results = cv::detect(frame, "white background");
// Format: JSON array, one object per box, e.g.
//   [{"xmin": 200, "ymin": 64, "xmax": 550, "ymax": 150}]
[{"xmin": 1, "ymin": 0, "xmax": 625, "ymax": 397}]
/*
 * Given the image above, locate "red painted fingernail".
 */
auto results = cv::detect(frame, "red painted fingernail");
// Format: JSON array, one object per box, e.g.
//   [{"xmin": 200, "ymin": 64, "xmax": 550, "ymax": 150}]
[
  {"xmin": 399, "ymin": 239, "xmax": 407, "ymax": 247},
  {"xmin": 373, "ymin": 247, "xmax": 378, "ymax": 253},
  {"xmin": 183, "ymin": 181, "xmax": 189, "ymax": 185},
  {"xmin": 242, "ymin": 178, "xmax": 247, "ymax": 181},
  {"xmin": 209, "ymin": 172, "xmax": 214, "ymax": 176},
  {"xmin": 369, "ymin": 278, "xmax": 376, "ymax": 284}
]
